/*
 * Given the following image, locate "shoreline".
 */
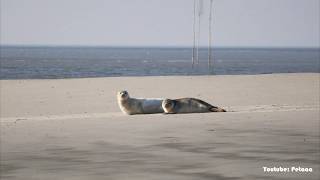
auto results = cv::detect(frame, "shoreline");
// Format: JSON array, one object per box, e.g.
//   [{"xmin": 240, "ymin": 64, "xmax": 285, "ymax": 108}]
[{"xmin": 0, "ymin": 72, "xmax": 318, "ymax": 81}]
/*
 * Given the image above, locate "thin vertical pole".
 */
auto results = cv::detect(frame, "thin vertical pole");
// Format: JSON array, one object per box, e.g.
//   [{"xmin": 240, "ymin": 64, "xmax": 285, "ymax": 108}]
[
  {"xmin": 196, "ymin": 0, "xmax": 203, "ymax": 65},
  {"xmin": 192, "ymin": 0, "xmax": 197, "ymax": 68},
  {"xmin": 208, "ymin": 0, "xmax": 213, "ymax": 72}
]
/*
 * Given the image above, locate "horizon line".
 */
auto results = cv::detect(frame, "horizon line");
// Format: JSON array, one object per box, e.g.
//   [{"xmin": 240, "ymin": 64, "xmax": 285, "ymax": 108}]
[
  {"xmin": 1, "ymin": 44, "xmax": 319, "ymax": 49},
  {"xmin": 0, "ymin": 43, "xmax": 320, "ymax": 49}
]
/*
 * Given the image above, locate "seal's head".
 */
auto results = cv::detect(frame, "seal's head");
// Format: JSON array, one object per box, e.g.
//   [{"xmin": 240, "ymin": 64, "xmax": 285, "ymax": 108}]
[
  {"xmin": 162, "ymin": 99, "xmax": 175, "ymax": 113},
  {"xmin": 117, "ymin": 90, "xmax": 130, "ymax": 101}
]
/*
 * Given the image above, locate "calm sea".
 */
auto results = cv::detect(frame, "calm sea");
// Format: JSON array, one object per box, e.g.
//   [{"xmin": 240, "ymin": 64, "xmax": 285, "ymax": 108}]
[{"xmin": 0, "ymin": 46, "xmax": 319, "ymax": 79}]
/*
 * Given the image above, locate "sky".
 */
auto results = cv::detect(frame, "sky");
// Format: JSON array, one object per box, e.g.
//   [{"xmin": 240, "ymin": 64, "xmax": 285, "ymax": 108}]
[{"xmin": 1, "ymin": 0, "xmax": 319, "ymax": 47}]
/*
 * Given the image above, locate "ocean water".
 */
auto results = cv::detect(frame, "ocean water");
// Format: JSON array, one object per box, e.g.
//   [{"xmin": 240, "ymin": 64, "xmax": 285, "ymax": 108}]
[{"xmin": 0, "ymin": 46, "xmax": 319, "ymax": 79}]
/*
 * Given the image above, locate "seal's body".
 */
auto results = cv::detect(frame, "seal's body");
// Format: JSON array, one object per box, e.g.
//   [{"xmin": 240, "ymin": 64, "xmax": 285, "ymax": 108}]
[
  {"xmin": 162, "ymin": 98, "xmax": 226, "ymax": 114},
  {"xmin": 117, "ymin": 90, "xmax": 164, "ymax": 115}
]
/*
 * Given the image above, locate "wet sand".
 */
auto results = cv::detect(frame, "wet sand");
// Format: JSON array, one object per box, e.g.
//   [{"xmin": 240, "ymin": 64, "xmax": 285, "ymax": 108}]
[{"xmin": 1, "ymin": 73, "xmax": 319, "ymax": 180}]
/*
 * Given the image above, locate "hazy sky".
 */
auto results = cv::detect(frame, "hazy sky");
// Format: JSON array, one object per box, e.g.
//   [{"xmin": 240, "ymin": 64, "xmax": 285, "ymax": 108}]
[{"xmin": 1, "ymin": 0, "xmax": 319, "ymax": 47}]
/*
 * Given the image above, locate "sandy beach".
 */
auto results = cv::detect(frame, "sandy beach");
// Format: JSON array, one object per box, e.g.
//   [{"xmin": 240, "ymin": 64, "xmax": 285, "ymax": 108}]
[{"xmin": 1, "ymin": 73, "xmax": 319, "ymax": 180}]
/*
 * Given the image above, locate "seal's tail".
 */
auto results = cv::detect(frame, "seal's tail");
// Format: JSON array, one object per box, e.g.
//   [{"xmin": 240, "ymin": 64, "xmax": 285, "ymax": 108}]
[{"xmin": 210, "ymin": 106, "xmax": 227, "ymax": 112}]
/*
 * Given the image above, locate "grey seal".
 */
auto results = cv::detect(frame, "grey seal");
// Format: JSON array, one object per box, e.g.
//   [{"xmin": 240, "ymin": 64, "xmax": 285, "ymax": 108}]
[
  {"xmin": 162, "ymin": 98, "xmax": 226, "ymax": 114},
  {"xmin": 117, "ymin": 90, "xmax": 164, "ymax": 115}
]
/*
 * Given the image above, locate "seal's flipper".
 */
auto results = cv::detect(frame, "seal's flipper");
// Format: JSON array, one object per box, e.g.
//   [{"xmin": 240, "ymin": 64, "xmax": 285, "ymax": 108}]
[{"xmin": 210, "ymin": 106, "xmax": 226, "ymax": 112}]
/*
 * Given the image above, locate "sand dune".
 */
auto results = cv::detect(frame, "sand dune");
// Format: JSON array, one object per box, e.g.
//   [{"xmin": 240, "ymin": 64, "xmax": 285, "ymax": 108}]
[{"xmin": 1, "ymin": 73, "xmax": 319, "ymax": 180}]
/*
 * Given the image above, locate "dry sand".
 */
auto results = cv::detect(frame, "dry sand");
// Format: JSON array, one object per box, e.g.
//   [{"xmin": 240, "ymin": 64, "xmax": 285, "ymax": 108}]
[{"xmin": 1, "ymin": 73, "xmax": 319, "ymax": 180}]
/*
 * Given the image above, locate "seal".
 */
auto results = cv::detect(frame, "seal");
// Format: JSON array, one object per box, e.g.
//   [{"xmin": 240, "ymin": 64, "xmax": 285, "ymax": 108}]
[
  {"xmin": 162, "ymin": 98, "xmax": 226, "ymax": 114},
  {"xmin": 117, "ymin": 90, "xmax": 164, "ymax": 115}
]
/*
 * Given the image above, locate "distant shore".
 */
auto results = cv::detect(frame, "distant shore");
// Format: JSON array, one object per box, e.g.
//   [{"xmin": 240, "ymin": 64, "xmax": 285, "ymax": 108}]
[{"xmin": 1, "ymin": 73, "xmax": 319, "ymax": 180}]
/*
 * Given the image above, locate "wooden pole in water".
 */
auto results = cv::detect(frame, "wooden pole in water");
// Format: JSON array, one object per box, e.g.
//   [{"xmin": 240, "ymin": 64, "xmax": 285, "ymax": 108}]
[
  {"xmin": 192, "ymin": 0, "xmax": 197, "ymax": 69},
  {"xmin": 208, "ymin": 0, "xmax": 213, "ymax": 72},
  {"xmin": 196, "ymin": 0, "xmax": 203, "ymax": 65}
]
